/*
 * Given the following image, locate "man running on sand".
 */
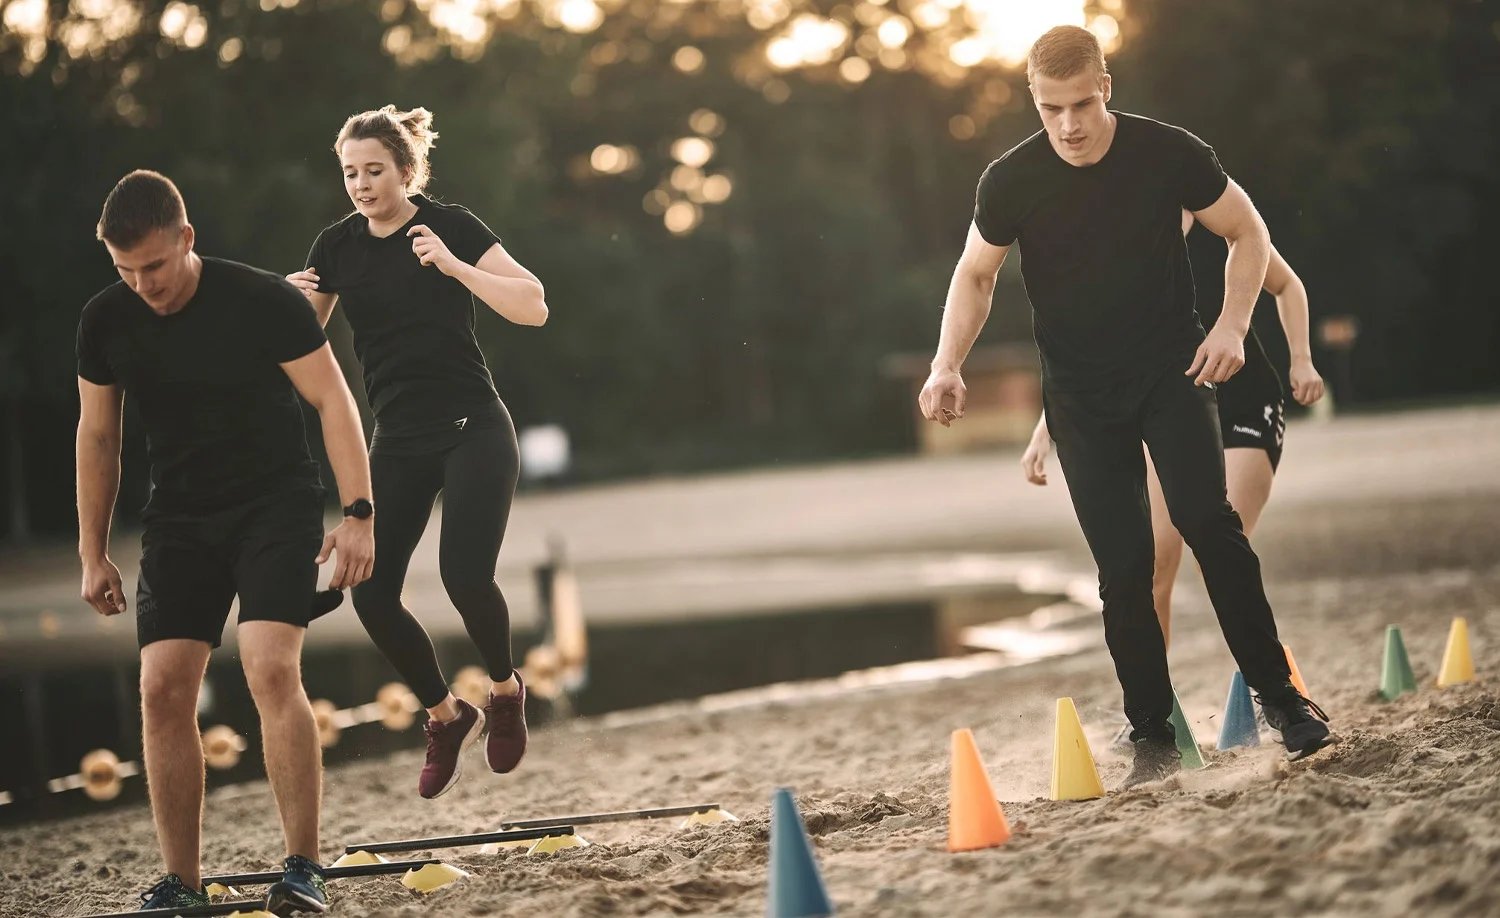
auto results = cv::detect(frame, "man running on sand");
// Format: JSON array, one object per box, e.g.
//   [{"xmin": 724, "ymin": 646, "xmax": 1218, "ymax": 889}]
[
  {"xmin": 77, "ymin": 170, "xmax": 374, "ymax": 914},
  {"xmin": 918, "ymin": 26, "xmax": 1332, "ymax": 787}
]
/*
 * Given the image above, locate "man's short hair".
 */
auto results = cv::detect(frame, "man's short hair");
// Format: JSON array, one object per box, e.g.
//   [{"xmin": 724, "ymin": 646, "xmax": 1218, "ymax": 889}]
[
  {"xmin": 97, "ymin": 170, "xmax": 187, "ymax": 249},
  {"xmin": 1027, "ymin": 25, "xmax": 1108, "ymax": 84}
]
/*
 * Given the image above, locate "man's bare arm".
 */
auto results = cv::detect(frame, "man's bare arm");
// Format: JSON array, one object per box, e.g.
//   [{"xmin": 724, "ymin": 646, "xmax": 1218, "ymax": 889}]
[
  {"xmin": 77, "ymin": 378, "xmax": 126, "ymax": 614},
  {"xmin": 920, "ymin": 223, "xmax": 1011, "ymax": 425}
]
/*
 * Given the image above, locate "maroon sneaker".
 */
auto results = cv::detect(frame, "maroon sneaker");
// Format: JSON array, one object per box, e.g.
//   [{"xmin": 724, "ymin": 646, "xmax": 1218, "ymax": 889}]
[
  {"xmin": 418, "ymin": 698, "xmax": 483, "ymax": 799},
  {"xmin": 483, "ymin": 673, "xmax": 529, "ymax": 774}
]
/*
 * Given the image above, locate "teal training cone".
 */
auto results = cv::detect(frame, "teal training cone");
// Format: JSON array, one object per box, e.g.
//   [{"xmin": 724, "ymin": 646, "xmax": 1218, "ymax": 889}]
[
  {"xmin": 1168, "ymin": 689, "xmax": 1205, "ymax": 769},
  {"xmin": 1380, "ymin": 626, "xmax": 1418, "ymax": 701},
  {"xmin": 1216, "ymin": 671, "xmax": 1260, "ymax": 750},
  {"xmin": 768, "ymin": 788, "xmax": 834, "ymax": 918}
]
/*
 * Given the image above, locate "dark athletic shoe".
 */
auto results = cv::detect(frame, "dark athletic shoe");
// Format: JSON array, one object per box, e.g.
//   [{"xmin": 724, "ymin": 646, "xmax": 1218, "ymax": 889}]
[
  {"xmin": 483, "ymin": 672, "xmax": 529, "ymax": 774},
  {"xmin": 1121, "ymin": 737, "xmax": 1182, "ymax": 789},
  {"xmin": 418, "ymin": 698, "xmax": 483, "ymax": 799},
  {"xmin": 138, "ymin": 874, "xmax": 209, "ymax": 910},
  {"xmin": 1256, "ymin": 684, "xmax": 1333, "ymax": 760},
  {"xmin": 265, "ymin": 854, "xmax": 328, "ymax": 916}
]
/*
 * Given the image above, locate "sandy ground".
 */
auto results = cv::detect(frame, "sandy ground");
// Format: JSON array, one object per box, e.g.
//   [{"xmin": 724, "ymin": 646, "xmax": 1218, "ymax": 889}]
[{"xmin": 4, "ymin": 405, "xmax": 1500, "ymax": 917}]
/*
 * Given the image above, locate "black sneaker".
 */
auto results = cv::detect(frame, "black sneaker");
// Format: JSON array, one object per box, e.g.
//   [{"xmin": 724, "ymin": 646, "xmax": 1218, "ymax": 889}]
[
  {"xmin": 138, "ymin": 874, "xmax": 209, "ymax": 910},
  {"xmin": 1121, "ymin": 737, "xmax": 1182, "ymax": 788},
  {"xmin": 1256, "ymin": 684, "xmax": 1333, "ymax": 760},
  {"xmin": 265, "ymin": 855, "xmax": 328, "ymax": 915}
]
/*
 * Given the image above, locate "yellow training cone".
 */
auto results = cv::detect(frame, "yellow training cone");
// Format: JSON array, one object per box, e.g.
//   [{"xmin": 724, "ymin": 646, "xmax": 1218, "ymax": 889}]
[
  {"xmin": 1050, "ymin": 697, "xmax": 1104, "ymax": 801},
  {"xmin": 680, "ymin": 807, "xmax": 739, "ymax": 828},
  {"xmin": 401, "ymin": 862, "xmax": 468, "ymax": 893},
  {"xmin": 225, "ymin": 911, "xmax": 277, "ymax": 918},
  {"xmin": 527, "ymin": 832, "xmax": 590, "ymax": 855},
  {"xmin": 332, "ymin": 850, "xmax": 390, "ymax": 867},
  {"xmin": 204, "ymin": 883, "xmax": 238, "ymax": 897},
  {"xmin": 1437, "ymin": 617, "xmax": 1475, "ymax": 687}
]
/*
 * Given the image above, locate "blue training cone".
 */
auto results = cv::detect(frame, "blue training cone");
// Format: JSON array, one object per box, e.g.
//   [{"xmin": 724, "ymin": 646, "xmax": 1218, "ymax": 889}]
[
  {"xmin": 1168, "ymin": 688, "xmax": 1206, "ymax": 769},
  {"xmin": 768, "ymin": 788, "xmax": 835, "ymax": 918},
  {"xmin": 1216, "ymin": 671, "xmax": 1261, "ymax": 750}
]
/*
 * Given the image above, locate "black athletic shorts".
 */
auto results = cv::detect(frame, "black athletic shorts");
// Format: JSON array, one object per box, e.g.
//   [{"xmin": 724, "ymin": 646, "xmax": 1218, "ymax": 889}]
[
  {"xmin": 136, "ymin": 488, "xmax": 325, "ymax": 648},
  {"xmin": 1218, "ymin": 395, "xmax": 1285, "ymax": 471}
]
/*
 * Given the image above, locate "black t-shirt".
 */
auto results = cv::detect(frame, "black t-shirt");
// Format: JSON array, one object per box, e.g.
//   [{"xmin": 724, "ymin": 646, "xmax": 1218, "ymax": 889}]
[
  {"xmin": 76, "ymin": 257, "xmax": 327, "ymax": 517},
  {"xmin": 306, "ymin": 194, "xmax": 502, "ymax": 436},
  {"xmin": 1184, "ymin": 227, "xmax": 1284, "ymax": 411},
  {"xmin": 974, "ymin": 112, "xmax": 1230, "ymax": 390}
]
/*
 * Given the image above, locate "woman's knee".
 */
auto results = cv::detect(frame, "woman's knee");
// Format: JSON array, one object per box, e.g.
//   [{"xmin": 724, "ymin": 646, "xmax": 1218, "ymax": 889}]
[{"xmin": 440, "ymin": 566, "xmax": 499, "ymax": 610}]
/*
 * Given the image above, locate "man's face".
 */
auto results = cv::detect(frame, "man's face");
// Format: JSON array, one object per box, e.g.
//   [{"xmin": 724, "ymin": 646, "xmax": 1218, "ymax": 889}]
[
  {"xmin": 104, "ymin": 224, "xmax": 196, "ymax": 314},
  {"xmin": 1030, "ymin": 70, "xmax": 1114, "ymax": 166}
]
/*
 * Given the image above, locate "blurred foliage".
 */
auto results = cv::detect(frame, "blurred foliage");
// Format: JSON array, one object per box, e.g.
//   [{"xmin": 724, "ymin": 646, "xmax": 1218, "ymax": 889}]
[{"xmin": 2, "ymin": 0, "xmax": 1498, "ymax": 537}]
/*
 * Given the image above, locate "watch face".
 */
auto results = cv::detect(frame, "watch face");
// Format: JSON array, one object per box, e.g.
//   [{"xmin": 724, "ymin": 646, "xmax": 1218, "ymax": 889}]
[{"xmin": 346, "ymin": 499, "xmax": 373, "ymax": 519}]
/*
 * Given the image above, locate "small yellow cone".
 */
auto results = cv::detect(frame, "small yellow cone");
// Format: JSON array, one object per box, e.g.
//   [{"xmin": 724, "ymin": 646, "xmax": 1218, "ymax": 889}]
[
  {"xmin": 401, "ymin": 862, "xmax": 469, "ymax": 893},
  {"xmin": 1437, "ymin": 617, "xmax": 1475, "ymax": 687},
  {"xmin": 225, "ymin": 911, "xmax": 277, "ymax": 918},
  {"xmin": 1050, "ymin": 697, "xmax": 1105, "ymax": 801},
  {"xmin": 527, "ymin": 832, "xmax": 590, "ymax": 855},
  {"xmin": 680, "ymin": 807, "xmax": 739, "ymax": 828},
  {"xmin": 204, "ymin": 883, "xmax": 238, "ymax": 897},
  {"xmin": 332, "ymin": 850, "xmax": 390, "ymax": 867}
]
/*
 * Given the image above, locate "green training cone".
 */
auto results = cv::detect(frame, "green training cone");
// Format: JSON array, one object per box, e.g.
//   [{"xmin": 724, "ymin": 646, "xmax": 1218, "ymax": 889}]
[
  {"xmin": 1168, "ymin": 688, "xmax": 1205, "ymax": 769},
  {"xmin": 1380, "ymin": 625, "xmax": 1418, "ymax": 701}
]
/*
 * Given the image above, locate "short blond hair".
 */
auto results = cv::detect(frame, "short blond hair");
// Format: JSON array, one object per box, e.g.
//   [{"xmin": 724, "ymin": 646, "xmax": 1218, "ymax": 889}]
[{"xmin": 1027, "ymin": 25, "xmax": 1108, "ymax": 84}]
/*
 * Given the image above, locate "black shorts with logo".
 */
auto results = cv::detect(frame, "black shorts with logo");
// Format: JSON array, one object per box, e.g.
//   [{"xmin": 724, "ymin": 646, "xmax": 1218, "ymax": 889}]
[
  {"xmin": 136, "ymin": 488, "xmax": 325, "ymax": 648},
  {"xmin": 1215, "ymin": 332, "xmax": 1285, "ymax": 471}
]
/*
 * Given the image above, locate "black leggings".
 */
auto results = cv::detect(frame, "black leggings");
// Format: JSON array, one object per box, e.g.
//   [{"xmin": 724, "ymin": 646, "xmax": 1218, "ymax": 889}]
[
  {"xmin": 352, "ymin": 412, "xmax": 520, "ymax": 708},
  {"xmin": 1044, "ymin": 368, "xmax": 1292, "ymax": 742}
]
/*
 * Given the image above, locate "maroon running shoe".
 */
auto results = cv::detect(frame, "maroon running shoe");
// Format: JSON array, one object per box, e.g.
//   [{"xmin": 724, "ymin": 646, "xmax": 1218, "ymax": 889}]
[
  {"xmin": 483, "ymin": 673, "xmax": 529, "ymax": 774},
  {"xmin": 417, "ymin": 698, "xmax": 483, "ymax": 799}
]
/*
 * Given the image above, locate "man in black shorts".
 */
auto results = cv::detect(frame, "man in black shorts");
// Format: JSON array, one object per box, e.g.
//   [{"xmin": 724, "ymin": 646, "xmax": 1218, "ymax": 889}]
[
  {"xmin": 76, "ymin": 171, "xmax": 374, "ymax": 914},
  {"xmin": 918, "ymin": 26, "xmax": 1332, "ymax": 786}
]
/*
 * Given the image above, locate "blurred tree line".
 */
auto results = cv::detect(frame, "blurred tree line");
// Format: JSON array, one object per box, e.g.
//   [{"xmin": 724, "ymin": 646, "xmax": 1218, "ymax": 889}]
[{"xmin": 2, "ymin": 0, "xmax": 1497, "ymax": 541}]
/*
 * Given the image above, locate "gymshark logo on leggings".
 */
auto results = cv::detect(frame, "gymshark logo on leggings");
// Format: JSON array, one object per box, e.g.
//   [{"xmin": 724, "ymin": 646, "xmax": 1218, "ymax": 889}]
[{"xmin": 454, "ymin": 417, "xmax": 468, "ymax": 430}]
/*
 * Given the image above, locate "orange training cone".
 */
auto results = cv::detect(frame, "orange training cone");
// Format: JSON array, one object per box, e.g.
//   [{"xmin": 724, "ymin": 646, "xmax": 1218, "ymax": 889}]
[
  {"xmin": 1437, "ymin": 617, "xmax": 1475, "ymax": 687},
  {"xmin": 1050, "ymin": 697, "xmax": 1104, "ymax": 801},
  {"xmin": 947, "ymin": 728, "xmax": 1011, "ymax": 852},
  {"xmin": 1283, "ymin": 643, "xmax": 1309, "ymax": 696}
]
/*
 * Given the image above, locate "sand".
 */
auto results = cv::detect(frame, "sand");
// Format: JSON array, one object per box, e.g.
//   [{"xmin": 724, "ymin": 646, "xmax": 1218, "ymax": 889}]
[{"xmin": 5, "ymin": 412, "xmax": 1500, "ymax": 917}]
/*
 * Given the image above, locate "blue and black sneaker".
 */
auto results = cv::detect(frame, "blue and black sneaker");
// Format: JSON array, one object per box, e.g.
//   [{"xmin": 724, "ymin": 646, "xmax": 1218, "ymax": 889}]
[
  {"xmin": 265, "ymin": 854, "xmax": 328, "ymax": 915},
  {"xmin": 138, "ymin": 874, "xmax": 209, "ymax": 910}
]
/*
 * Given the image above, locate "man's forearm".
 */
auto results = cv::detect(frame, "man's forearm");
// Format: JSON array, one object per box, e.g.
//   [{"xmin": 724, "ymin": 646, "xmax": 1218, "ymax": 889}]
[
  {"xmin": 932, "ymin": 272, "xmax": 994, "ymax": 372},
  {"xmin": 76, "ymin": 434, "xmax": 120, "ymax": 561},
  {"xmin": 317, "ymin": 393, "xmax": 372, "ymax": 507},
  {"xmin": 1217, "ymin": 228, "xmax": 1271, "ymax": 337}
]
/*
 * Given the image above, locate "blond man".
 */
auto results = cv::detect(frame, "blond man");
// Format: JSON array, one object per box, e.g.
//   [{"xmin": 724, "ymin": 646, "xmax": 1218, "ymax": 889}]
[{"xmin": 919, "ymin": 26, "xmax": 1332, "ymax": 786}]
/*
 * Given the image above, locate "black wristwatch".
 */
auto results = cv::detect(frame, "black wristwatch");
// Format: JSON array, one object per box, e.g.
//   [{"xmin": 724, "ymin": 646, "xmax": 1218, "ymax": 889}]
[{"xmin": 343, "ymin": 498, "xmax": 374, "ymax": 520}]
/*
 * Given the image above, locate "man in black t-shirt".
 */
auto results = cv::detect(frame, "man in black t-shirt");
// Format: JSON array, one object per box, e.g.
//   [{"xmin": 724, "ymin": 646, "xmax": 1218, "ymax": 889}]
[
  {"xmin": 918, "ymin": 27, "xmax": 1332, "ymax": 785},
  {"xmin": 76, "ymin": 170, "xmax": 375, "ymax": 914}
]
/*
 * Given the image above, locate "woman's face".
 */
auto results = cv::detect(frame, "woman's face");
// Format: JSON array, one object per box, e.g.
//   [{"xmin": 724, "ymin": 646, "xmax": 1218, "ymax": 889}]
[{"xmin": 340, "ymin": 137, "xmax": 410, "ymax": 223}]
